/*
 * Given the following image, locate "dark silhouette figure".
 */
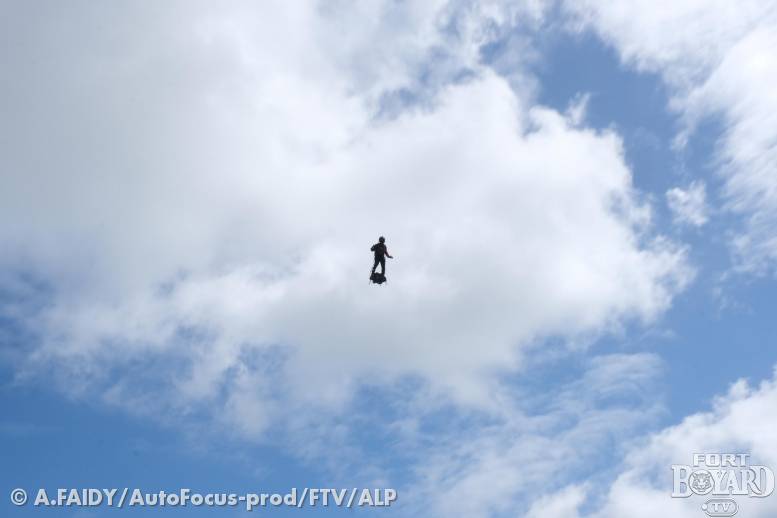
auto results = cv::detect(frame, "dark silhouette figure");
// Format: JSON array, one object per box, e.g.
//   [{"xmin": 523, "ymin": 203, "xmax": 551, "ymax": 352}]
[{"xmin": 370, "ymin": 236, "xmax": 393, "ymax": 281}]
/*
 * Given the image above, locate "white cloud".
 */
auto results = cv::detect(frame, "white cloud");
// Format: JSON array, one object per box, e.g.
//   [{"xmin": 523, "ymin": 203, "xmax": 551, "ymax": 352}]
[
  {"xmin": 12, "ymin": 68, "xmax": 689, "ymax": 424},
  {"xmin": 601, "ymin": 370, "xmax": 777, "ymax": 518},
  {"xmin": 526, "ymin": 485, "xmax": 587, "ymax": 518},
  {"xmin": 565, "ymin": 93, "xmax": 591, "ymax": 127},
  {"xmin": 533, "ymin": 367, "xmax": 777, "ymax": 517},
  {"xmin": 1, "ymin": 0, "xmax": 690, "ymax": 486},
  {"xmin": 564, "ymin": 1, "xmax": 771, "ymax": 83},
  {"xmin": 666, "ymin": 181, "xmax": 709, "ymax": 227},
  {"xmin": 564, "ymin": 1, "xmax": 777, "ymax": 273},
  {"xmin": 406, "ymin": 353, "xmax": 666, "ymax": 518}
]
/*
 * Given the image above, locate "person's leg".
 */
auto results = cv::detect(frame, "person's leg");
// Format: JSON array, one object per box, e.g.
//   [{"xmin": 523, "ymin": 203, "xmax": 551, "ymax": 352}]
[
  {"xmin": 372, "ymin": 258, "xmax": 379, "ymax": 275},
  {"xmin": 379, "ymin": 257, "xmax": 386, "ymax": 275}
]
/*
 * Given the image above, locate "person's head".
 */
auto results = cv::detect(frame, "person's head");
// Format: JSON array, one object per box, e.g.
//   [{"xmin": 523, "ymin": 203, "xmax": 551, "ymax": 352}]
[{"xmin": 378, "ymin": 236, "xmax": 385, "ymax": 243}]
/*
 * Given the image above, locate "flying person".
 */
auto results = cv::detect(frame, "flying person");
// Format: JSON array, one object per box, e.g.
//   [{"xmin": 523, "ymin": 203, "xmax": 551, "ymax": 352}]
[{"xmin": 370, "ymin": 236, "xmax": 393, "ymax": 279}]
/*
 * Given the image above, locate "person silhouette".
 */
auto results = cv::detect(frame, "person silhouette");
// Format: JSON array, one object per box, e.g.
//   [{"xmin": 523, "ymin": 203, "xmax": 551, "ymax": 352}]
[{"xmin": 370, "ymin": 236, "xmax": 393, "ymax": 279}]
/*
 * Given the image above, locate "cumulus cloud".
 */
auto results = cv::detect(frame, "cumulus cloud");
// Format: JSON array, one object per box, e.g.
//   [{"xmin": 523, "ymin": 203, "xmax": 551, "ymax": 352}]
[
  {"xmin": 666, "ymin": 181, "xmax": 709, "ymax": 227},
  {"xmin": 407, "ymin": 353, "xmax": 666, "ymax": 518},
  {"xmin": 0, "ymin": 1, "xmax": 690, "ymax": 432},
  {"xmin": 0, "ymin": 9, "xmax": 707, "ymax": 518},
  {"xmin": 563, "ymin": 0, "xmax": 777, "ymax": 273},
  {"xmin": 533, "ymin": 367, "xmax": 777, "ymax": 517}
]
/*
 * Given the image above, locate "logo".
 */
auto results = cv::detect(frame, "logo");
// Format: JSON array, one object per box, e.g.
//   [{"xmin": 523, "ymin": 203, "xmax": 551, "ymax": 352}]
[{"xmin": 672, "ymin": 453, "xmax": 774, "ymax": 516}]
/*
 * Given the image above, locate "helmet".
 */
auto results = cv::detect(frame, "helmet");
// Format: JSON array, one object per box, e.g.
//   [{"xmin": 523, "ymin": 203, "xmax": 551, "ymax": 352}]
[{"xmin": 379, "ymin": 236, "xmax": 385, "ymax": 243}]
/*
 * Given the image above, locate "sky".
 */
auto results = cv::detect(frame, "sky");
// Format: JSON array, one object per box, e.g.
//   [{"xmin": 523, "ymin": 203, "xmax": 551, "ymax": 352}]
[{"xmin": 2, "ymin": 1, "xmax": 777, "ymax": 517}]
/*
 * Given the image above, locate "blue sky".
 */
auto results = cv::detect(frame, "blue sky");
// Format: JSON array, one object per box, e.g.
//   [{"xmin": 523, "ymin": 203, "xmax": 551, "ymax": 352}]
[
  {"xmin": 531, "ymin": 29, "xmax": 777, "ymax": 418},
  {"xmin": 2, "ymin": 2, "xmax": 777, "ymax": 517}
]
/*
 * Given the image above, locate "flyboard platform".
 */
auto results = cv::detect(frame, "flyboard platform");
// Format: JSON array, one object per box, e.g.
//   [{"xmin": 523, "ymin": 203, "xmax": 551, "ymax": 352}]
[{"xmin": 370, "ymin": 272, "xmax": 387, "ymax": 285}]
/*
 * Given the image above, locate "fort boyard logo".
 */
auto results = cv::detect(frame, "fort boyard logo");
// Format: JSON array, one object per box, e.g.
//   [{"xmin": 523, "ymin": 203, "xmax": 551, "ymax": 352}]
[{"xmin": 672, "ymin": 453, "xmax": 774, "ymax": 516}]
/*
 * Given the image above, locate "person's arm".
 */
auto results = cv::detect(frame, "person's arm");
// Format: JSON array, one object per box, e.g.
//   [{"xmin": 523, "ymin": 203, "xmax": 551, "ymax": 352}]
[{"xmin": 386, "ymin": 248, "xmax": 393, "ymax": 259}]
